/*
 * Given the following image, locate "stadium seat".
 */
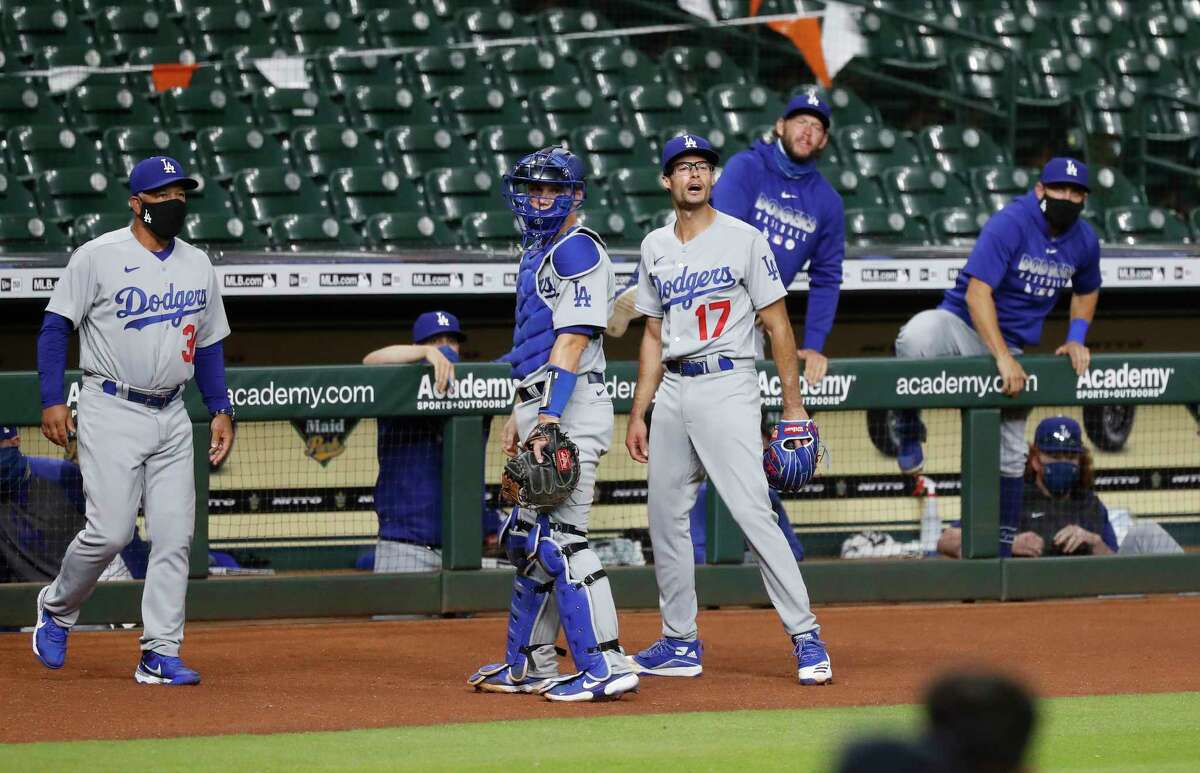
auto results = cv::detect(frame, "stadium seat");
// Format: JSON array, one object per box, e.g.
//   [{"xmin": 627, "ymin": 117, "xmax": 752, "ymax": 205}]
[
  {"xmin": 881, "ymin": 166, "xmax": 975, "ymax": 223},
  {"xmin": 978, "ymin": 11, "xmax": 1060, "ymax": 55},
  {"xmin": 33, "ymin": 45, "xmax": 110, "ymax": 80},
  {"xmin": 122, "ymin": 47, "xmax": 215, "ymax": 93},
  {"xmin": 903, "ymin": 8, "xmax": 957, "ymax": 72},
  {"xmin": 1135, "ymin": 13, "xmax": 1200, "ymax": 60},
  {"xmin": 453, "ymin": 6, "xmax": 534, "ymax": 49},
  {"xmin": 475, "ymin": 123, "xmax": 549, "ymax": 179},
  {"xmin": 916, "ymin": 125, "xmax": 1010, "ymax": 180},
  {"xmin": 387, "ymin": 123, "xmax": 474, "ymax": 182},
  {"xmin": 578, "ymin": 45, "xmax": 661, "ymax": 101},
  {"xmin": 1024, "ymin": 0, "xmax": 1094, "ymax": 19},
  {"xmin": 1104, "ymin": 205, "xmax": 1192, "ymax": 244},
  {"xmin": 275, "ymin": 6, "xmax": 364, "ymax": 54},
  {"xmin": 94, "ymin": 7, "xmax": 187, "ymax": 59},
  {"xmin": 619, "ymin": 85, "xmax": 709, "ymax": 138},
  {"xmin": 439, "ymin": 85, "xmax": 525, "ymax": 137},
  {"xmin": 160, "ymin": 86, "xmax": 254, "ymax": 134},
  {"xmin": 0, "ymin": 173, "xmax": 38, "ymax": 216},
  {"xmin": 659, "ymin": 46, "xmax": 747, "ymax": 94},
  {"xmin": 364, "ymin": 211, "xmax": 457, "ymax": 250},
  {"xmin": 183, "ymin": 212, "xmax": 269, "ymax": 251},
  {"xmin": 833, "ymin": 125, "xmax": 923, "ymax": 179},
  {"xmin": 64, "ymin": 84, "xmax": 159, "ymax": 137},
  {"xmin": 969, "ymin": 165, "xmax": 1034, "ymax": 212},
  {"xmin": 792, "ymin": 84, "xmax": 882, "ymax": 127},
  {"xmin": 950, "ymin": 47, "xmax": 1052, "ymax": 109},
  {"xmin": 71, "ymin": 213, "xmax": 130, "ymax": 247},
  {"xmin": 1058, "ymin": 12, "xmax": 1135, "ymax": 60},
  {"xmin": 528, "ymin": 85, "xmax": 609, "ymax": 141},
  {"xmin": 223, "ymin": 45, "xmax": 293, "ymax": 96},
  {"xmin": 402, "ymin": 47, "xmax": 491, "ymax": 101},
  {"xmin": 844, "ymin": 207, "xmax": 930, "ymax": 247},
  {"xmin": 569, "ymin": 125, "xmax": 655, "ymax": 182},
  {"xmin": 1087, "ymin": 165, "xmax": 1148, "ymax": 217},
  {"xmin": 1077, "ymin": 85, "xmax": 1139, "ymax": 142},
  {"xmin": 196, "ymin": 126, "xmax": 288, "ymax": 183},
  {"xmin": 102, "ymin": 126, "xmax": 195, "ymax": 182},
  {"xmin": 270, "ymin": 214, "xmax": 362, "ymax": 251},
  {"xmin": 461, "ymin": 208, "xmax": 520, "ymax": 251},
  {"xmin": 423, "ymin": 166, "xmax": 496, "ymax": 224},
  {"xmin": 494, "ymin": 46, "xmax": 577, "ymax": 99},
  {"xmin": 34, "ymin": 169, "xmax": 116, "ymax": 226},
  {"xmin": 6, "ymin": 126, "xmax": 86, "ymax": 181},
  {"xmin": 706, "ymin": 84, "xmax": 786, "ymax": 147},
  {"xmin": 534, "ymin": 8, "xmax": 616, "ymax": 61},
  {"xmin": 0, "ymin": 214, "xmax": 67, "ymax": 253},
  {"xmin": 855, "ymin": 9, "xmax": 929, "ymax": 73},
  {"xmin": 1189, "ymin": 207, "xmax": 1200, "ymax": 240},
  {"xmin": 0, "ymin": 82, "xmax": 65, "ymax": 128},
  {"xmin": 1027, "ymin": 49, "xmax": 1107, "ymax": 102},
  {"xmin": 183, "ymin": 5, "xmax": 273, "ymax": 60},
  {"xmin": 364, "ymin": 7, "xmax": 451, "ymax": 49},
  {"xmin": 292, "ymin": 125, "xmax": 383, "ymax": 181},
  {"xmin": 231, "ymin": 168, "xmax": 328, "ymax": 225},
  {"xmin": 929, "ymin": 206, "xmax": 989, "ymax": 246},
  {"xmin": 327, "ymin": 166, "xmax": 423, "ymax": 225},
  {"xmin": 610, "ymin": 167, "xmax": 667, "ymax": 226},
  {"xmin": 251, "ymin": 87, "xmax": 343, "ymax": 135},
  {"xmin": 314, "ymin": 50, "xmax": 402, "ymax": 95},
  {"xmin": 4, "ymin": 5, "xmax": 94, "ymax": 60},
  {"xmin": 182, "ymin": 177, "xmax": 236, "ymax": 216},
  {"xmin": 344, "ymin": 84, "xmax": 437, "ymax": 135},
  {"xmin": 1144, "ymin": 86, "xmax": 1200, "ymax": 161},
  {"xmin": 574, "ymin": 205, "xmax": 637, "ymax": 249},
  {"xmin": 1106, "ymin": 50, "xmax": 1187, "ymax": 96},
  {"xmin": 816, "ymin": 160, "xmax": 885, "ymax": 210},
  {"xmin": 431, "ymin": 0, "xmax": 510, "ymax": 20}
]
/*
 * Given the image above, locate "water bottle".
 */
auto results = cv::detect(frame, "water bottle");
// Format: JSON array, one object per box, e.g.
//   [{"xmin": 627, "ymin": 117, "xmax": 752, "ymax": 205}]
[{"xmin": 916, "ymin": 476, "xmax": 941, "ymax": 557}]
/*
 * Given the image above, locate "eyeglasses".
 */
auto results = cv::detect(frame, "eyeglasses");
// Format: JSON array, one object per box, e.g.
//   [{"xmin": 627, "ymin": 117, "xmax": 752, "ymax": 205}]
[{"xmin": 671, "ymin": 161, "xmax": 714, "ymax": 176}]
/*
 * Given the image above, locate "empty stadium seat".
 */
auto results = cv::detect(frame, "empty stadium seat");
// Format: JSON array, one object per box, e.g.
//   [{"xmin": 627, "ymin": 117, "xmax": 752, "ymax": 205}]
[
  {"xmin": 659, "ymin": 46, "xmax": 747, "ymax": 94},
  {"xmin": 123, "ymin": 47, "xmax": 214, "ymax": 93},
  {"xmin": 574, "ymin": 206, "xmax": 636, "ymax": 249},
  {"xmin": 0, "ymin": 173, "xmax": 37, "ymax": 216},
  {"xmin": 423, "ymin": 166, "xmax": 496, "ymax": 224},
  {"xmin": 6, "ymin": 126, "xmax": 85, "ymax": 180},
  {"xmin": 619, "ymin": 85, "xmax": 709, "ymax": 138},
  {"xmin": 834, "ymin": 125, "xmax": 923, "ymax": 179},
  {"xmin": 1135, "ymin": 13, "xmax": 1200, "ymax": 60},
  {"xmin": 364, "ymin": 212, "xmax": 457, "ymax": 250},
  {"xmin": 1058, "ymin": 12, "xmax": 1134, "ymax": 60},
  {"xmin": 578, "ymin": 45, "xmax": 661, "ymax": 100},
  {"xmin": 34, "ymin": 169, "xmax": 116, "ymax": 226},
  {"xmin": 569, "ymin": 125, "xmax": 654, "ymax": 182},
  {"xmin": 1107, "ymin": 50, "xmax": 1187, "ymax": 96},
  {"xmin": 314, "ymin": 50, "xmax": 402, "ymax": 95},
  {"xmin": 94, "ymin": 7, "xmax": 186, "ymax": 59},
  {"xmin": 1087, "ymin": 165, "xmax": 1148, "ymax": 216},
  {"xmin": 183, "ymin": 212, "xmax": 269, "ymax": 251},
  {"xmin": 292, "ymin": 125, "xmax": 383, "ymax": 180},
  {"xmin": 183, "ymin": 5, "xmax": 273, "ymax": 60},
  {"xmin": 1189, "ymin": 207, "xmax": 1200, "ymax": 240},
  {"xmin": 820, "ymin": 161, "xmax": 888, "ymax": 210},
  {"xmin": 64, "ymin": 84, "xmax": 159, "ymax": 137},
  {"xmin": 882, "ymin": 166, "xmax": 975, "ymax": 222},
  {"xmin": 196, "ymin": 126, "xmax": 288, "ymax": 183},
  {"xmin": 328, "ymin": 166, "xmax": 423, "ymax": 225},
  {"xmin": 223, "ymin": 45, "xmax": 293, "ymax": 96},
  {"xmin": 275, "ymin": 6, "xmax": 364, "ymax": 54},
  {"xmin": 969, "ymin": 165, "xmax": 1034, "ymax": 212},
  {"xmin": 475, "ymin": 123, "xmax": 548, "ymax": 179},
  {"xmin": 1144, "ymin": 86, "xmax": 1200, "ymax": 161},
  {"xmin": 431, "ymin": 0, "xmax": 509, "ymax": 20},
  {"xmin": 439, "ymin": 85, "xmax": 525, "ymax": 136},
  {"xmin": 461, "ymin": 208, "xmax": 520, "ymax": 251},
  {"xmin": 251, "ymin": 87, "xmax": 343, "ymax": 135},
  {"xmin": 1077, "ymin": 85, "xmax": 1139, "ymax": 141},
  {"xmin": 1105, "ymin": 205, "xmax": 1192, "ymax": 244},
  {"xmin": 160, "ymin": 87, "xmax": 254, "ymax": 134},
  {"xmin": 929, "ymin": 206, "xmax": 988, "ymax": 246},
  {"xmin": 706, "ymin": 84, "xmax": 785, "ymax": 146},
  {"xmin": 403, "ymin": 47, "xmax": 490, "ymax": 101},
  {"xmin": 33, "ymin": 44, "xmax": 109, "ymax": 77},
  {"xmin": 4, "ymin": 5, "xmax": 94, "ymax": 60},
  {"xmin": 917, "ymin": 125, "xmax": 1010, "ymax": 180},
  {"xmin": 528, "ymin": 85, "xmax": 608, "ymax": 141},
  {"xmin": 102, "ymin": 126, "xmax": 195, "ymax": 182},
  {"xmin": 978, "ymin": 11, "xmax": 1060, "ymax": 55},
  {"xmin": 950, "ymin": 47, "xmax": 1049, "ymax": 108},
  {"xmin": 71, "ymin": 213, "xmax": 131, "ymax": 247},
  {"xmin": 232, "ymin": 167, "xmax": 327, "ymax": 225},
  {"xmin": 270, "ymin": 214, "xmax": 362, "ymax": 251},
  {"xmin": 1027, "ymin": 49, "xmax": 1107, "ymax": 102},
  {"xmin": 453, "ymin": 6, "xmax": 533, "ymax": 49},
  {"xmin": 534, "ymin": 8, "xmax": 615, "ymax": 60},
  {"xmin": 493, "ymin": 46, "xmax": 576, "ymax": 99},
  {"xmin": 345, "ymin": 84, "xmax": 437, "ymax": 135},
  {"xmin": 364, "ymin": 7, "xmax": 451, "ymax": 49},
  {"xmin": 610, "ymin": 167, "xmax": 666, "ymax": 226},
  {"xmin": 0, "ymin": 82, "xmax": 64, "ymax": 128},
  {"xmin": 844, "ymin": 207, "xmax": 930, "ymax": 246},
  {"xmin": 0, "ymin": 215, "xmax": 67, "ymax": 253},
  {"xmin": 182, "ymin": 177, "xmax": 236, "ymax": 216}
]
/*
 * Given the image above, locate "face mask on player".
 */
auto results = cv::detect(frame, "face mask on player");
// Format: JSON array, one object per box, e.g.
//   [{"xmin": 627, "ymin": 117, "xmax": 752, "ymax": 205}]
[
  {"xmin": 1042, "ymin": 460, "xmax": 1079, "ymax": 496},
  {"xmin": 136, "ymin": 196, "xmax": 187, "ymax": 240},
  {"xmin": 1039, "ymin": 194, "xmax": 1083, "ymax": 232}
]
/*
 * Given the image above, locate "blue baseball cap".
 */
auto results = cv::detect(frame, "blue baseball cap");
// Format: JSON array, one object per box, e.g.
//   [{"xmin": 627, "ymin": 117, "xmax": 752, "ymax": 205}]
[
  {"xmin": 661, "ymin": 133, "xmax": 720, "ymax": 174},
  {"xmin": 783, "ymin": 91, "xmax": 832, "ymax": 129},
  {"xmin": 1034, "ymin": 416, "xmax": 1084, "ymax": 454},
  {"xmin": 129, "ymin": 156, "xmax": 199, "ymax": 195},
  {"xmin": 1039, "ymin": 157, "xmax": 1089, "ymax": 191},
  {"xmin": 0, "ymin": 426, "xmax": 17, "ymax": 441},
  {"xmin": 413, "ymin": 310, "xmax": 464, "ymax": 343}
]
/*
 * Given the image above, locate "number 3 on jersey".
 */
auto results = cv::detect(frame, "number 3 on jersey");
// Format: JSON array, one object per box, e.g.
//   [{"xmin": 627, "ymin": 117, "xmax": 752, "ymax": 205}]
[
  {"xmin": 181, "ymin": 323, "xmax": 197, "ymax": 363},
  {"xmin": 695, "ymin": 300, "xmax": 730, "ymax": 341}
]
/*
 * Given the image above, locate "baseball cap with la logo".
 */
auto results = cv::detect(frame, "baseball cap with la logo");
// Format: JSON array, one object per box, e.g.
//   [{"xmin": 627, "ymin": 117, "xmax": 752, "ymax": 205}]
[
  {"xmin": 412, "ymin": 310, "xmax": 465, "ymax": 343},
  {"xmin": 661, "ymin": 133, "xmax": 720, "ymax": 173},
  {"xmin": 1039, "ymin": 157, "xmax": 1089, "ymax": 191},
  {"xmin": 129, "ymin": 156, "xmax": 200, "ymax": 195},
  {"xmin": 782, "ymin": 91, "xmax": 832, "ymax": 129}
]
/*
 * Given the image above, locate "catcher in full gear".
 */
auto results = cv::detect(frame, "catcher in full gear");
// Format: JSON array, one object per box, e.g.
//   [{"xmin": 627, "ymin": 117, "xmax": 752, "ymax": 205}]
[{"xmin": 468, "ymin": 147, "xmax": 639, "ymax": 702}]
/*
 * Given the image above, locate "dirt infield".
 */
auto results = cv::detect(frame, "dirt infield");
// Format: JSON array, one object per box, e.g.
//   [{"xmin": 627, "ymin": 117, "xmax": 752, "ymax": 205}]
[{"xmin": 2, "ymin": 595, "xmax": 1198, "ymax": 744}]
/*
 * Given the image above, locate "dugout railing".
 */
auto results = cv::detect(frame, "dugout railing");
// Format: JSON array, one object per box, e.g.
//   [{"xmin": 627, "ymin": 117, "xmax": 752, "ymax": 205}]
[{"xmin": 1, "ymin": 353, "xmax": 1199, "ymax": 626}]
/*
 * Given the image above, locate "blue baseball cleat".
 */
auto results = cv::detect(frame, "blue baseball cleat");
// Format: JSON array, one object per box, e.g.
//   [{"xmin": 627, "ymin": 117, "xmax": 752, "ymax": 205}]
[
  {"xmin": 541, "ymin": 670, "xmax": 640, "ymax": 702},
  {"xmin": 628, "ymin": 637, "xmax": 703, "ymax": 677},
  {"xmin": 134, "ymin": 652, "xmax": 201, "ymax": 686},
  {"xmin": 897, "ymin": 439, "xmax": 925, "ymax": 474},
  {"xmin": 793, "ymin": 629, "xmax": 832, "ymax": 685},
  {"xmin": 468, "ymin": 663, "xmax": 556, "ymax": 694},
  {"xmin": 32, "ymin": 587, "xmax": 69, "ymax": 670}
]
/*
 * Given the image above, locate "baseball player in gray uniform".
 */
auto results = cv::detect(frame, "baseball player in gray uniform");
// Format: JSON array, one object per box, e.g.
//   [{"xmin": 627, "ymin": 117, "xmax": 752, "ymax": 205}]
[
  {"xmin": 33, "ymin": 156, "xmax": 235, "ymax": 685},
  {"xmin": 624, "ymin": 135, "xmax": 832, "ymax": 685}
]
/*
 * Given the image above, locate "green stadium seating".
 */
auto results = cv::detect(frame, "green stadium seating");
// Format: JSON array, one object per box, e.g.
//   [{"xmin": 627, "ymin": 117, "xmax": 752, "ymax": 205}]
[
  {"xmin": 387, "ymin": 124, "xmax": 475, "ymax": 182},
  {"xmin": 534, "ymin": 9, "xmax": 616, "ymax": 61},
  {"xmin": 196, "ymin": 126, "xmax": 288, "ymax": 183},
  {"xmin": 174, "ymin": 177, "xmax": 234, "ymax": 215},
  {"xmin": 423, "ymin": 166, "xmax": 497, "ymax": 224},
  {"xmin": 619, "ymin": 85, "xmax": 709, "ymax": 138},
  {"xmin": 792, "ymin": 84, "xmax": 882, "ymax": 127},
  {"xmin": 834, "ymin": 125, "xmax": 922, "ymax": 179},
  {"xmin": 844, "ymin": 207, "xmax": 930, "ymax": 247},
  {"xmin": 528, "ymin": 85, "xmax": 609, "ymax": 141},
  {"xmin": 610, "ymin": 166, "xmax": 667, "ymax": 226},
  {"xmin": 1187, "ymin": 51, "xmax": 1200, "ymax": 89},
  {"xmin": 33, "ymin": 44, "xmax": 108, "ymax": 74},
  {"xmin": 1107, "ymin": 50, "xmax": 1187, "ymax": 96},
  {"xmin": 4, "ymin": 5, "xmax": 94, "ymax": 60},
  {"xmin": 314, "ymin": 50, "xmax": 401, "ymax": 95},
  {"xmin": 403, "ymin": 47, "xmax": 491, "ymax": 101},
  {"xmin": 0, "ymin": 173, "xmax": 37, "ymax": 216},
  {"xmin": 160, "ymin": 86, "xmax": 254, "ymax": 134},
  {"xmin": 275, "ymin": 6, "xmax": 364, "ymax": 54},
  {"xmin": 453, "ymin": 6, "xmax": 534, "ymax": 48},
  {"xmin": 1077, "ymin": 85, "xmax": 1139, "ymax": 140},
  {"xmin": 102, "ymin": 126, "xmax": 195, "ymax": 182},
  {"xmin": 1059, "ymin": 13, "xmax": 1134, "ymax": 60},
  {"xmin": 1025, "ymin": 0, "xmax": 1093, "ymax": 18},
  {"xmin": 182, "ymin": 212, "xmax": 270, "ymax": 250},
  {"xmin": 223, "ymin": 45, "xmax": 292, "ymax": 96},
  {"xmin": 292, "ymin": 125, "xmax": 383, "ymax": 180},
  {"xmin": 0, "ymin": 215, "xmax": 67, "ymax": 253},
  {"xmin": 1087, "ymin": 165, "xmax": 1148, "ymax": 216},
  {"xmin": 1141, "ymin": 85, "xmax": 1200, "ymax": 162},
  {"xmin": 124, "ymin": 47, "xmax": 220, "ymax": 93},
  {"xmin": 968, "ymin": 165, "xmax": 1034, "ymax": 212},
  {"xmin": 431, "ymin": 0, "xmax": 509, "ymax": 20},
  {"xmin": 461, "ymin": 208, "xmax": 520, "ymax": 251},
  {"xmin": 855, "ymin": 9, "xmax": 925, "ymax": 71},
  {"xmin": 327, "ymin": 166, "xmax": 423, "ymax": 224},
  {"xmin": 71, "ymin": 213, "xmax": 131, "ymax": 247},
  {"xmin": 64, "ymin": 84, "xmax": 159, "ymax": 137},
  {"xmin": 0, "ymin": 83, "xmax": 64, "ymax": 128},
  {"xmin": 578, "ymin": 45, "xmax": 661, "ymax": 101},
  {"xmin": 882, "ymin": 166, "xmax": 975, "ymax": 223},
  {"xmin": 950, "ymin": 47, "xmax": 1049, "ymax": 108},
  {"xmin": 1135, "ymin": 13, "xmax": 1200, "ymax": 60},
  {"xmin": 659, "ymin": 46, "xmax": 747, "ymax": 94},
  {"xmin": 94, "ymin": 7, "xmax": 186, "ymax": 59},
  {"xmin": 494, "ymin": 46, "xmax": 577, "ymax": 99},
  {"xmin": 705, "ymin": 84, "xmax": 785, "ymax": 147},
  {"xmin": 270, "ymin": 214, "xmax": 362, "ymax": 251},
  {"xmin": 819, "ymin": 160, "xmax": 886, "ymax": 209},
  {"xmin": 574, "ymin": 205, "xmax": 637, "ymax": 249},
  {"xmin": 6, "ymin": 126, "xmax": 86, "ymax": 181},
  {"xmin": 916, "ymin": 125, "xmax": 1010, "ymax": 181},
  {"xmin": 344, "ymin": 84, "xmax": 437, "ymax": 135},
  {"xmin": 34, "ymin": 169, "xmax": 117, "ymax": 226},
  {"xmin": 183, "ymin": 5, "xmax": 273, "ymax": 60},
  {"xmin": 929, "ymin": 206, "xmax": 988, "ymax": 246},
  {"xmin": 569, "ymin": 125, "xmax": 655, "ymax": 182},
  {"xmin": 338, "ymin": 0, "xmax": 418, "ymax": 18},
  {"xmin": 232, "ymin": 167, "xmax": 328, "ymax": 225},
  {"xmin": 1189, "ymin": 207, "xmax": 1200, "ymax": 240},
  {"xmin": 251, "ymin": 87, "xmax": 343, "ymax": 135},
  {"xmin": 364, "ymin": 212, "xmax": 457, "ymax": 250},
  {"xmin": 978, "ymin": 11, "xmax": 1060, "ymax": 56},
  {"xmin": 1027, "ymin": 49, "xmax": 1106, "ymax": 102},
  {"xmin": 439, "ymin": 85, "xmax": 525, "ymax": 137},
  {"xmin": 364, "ymin": 7, "xmax": 451, "ymax": 49},
  {"xmin": 476, "ymin": 123, "xmax": 549, "ymax": 179},
  {"xmin": 904, "ymin": 9, "xmax": 957, "ymax": 70},
  {"xmin": 1104, "ymin": 205, "xmax": 1192, "ymax": 244}
]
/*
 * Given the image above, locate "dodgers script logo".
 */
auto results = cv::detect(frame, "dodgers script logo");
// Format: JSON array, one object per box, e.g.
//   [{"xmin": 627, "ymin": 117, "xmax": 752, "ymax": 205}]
[
  {"xmin": 651, "ymin": 264, "xmax": 736, "ymax": 310},
  {"xmin": 115, "ymin": 283, "xmax": 208, "ymax": 330}
]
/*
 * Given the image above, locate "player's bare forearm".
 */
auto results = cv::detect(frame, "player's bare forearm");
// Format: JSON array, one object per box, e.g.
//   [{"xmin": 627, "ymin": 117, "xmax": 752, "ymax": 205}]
[
  {"xmin": 362, "ymin": 344, "xmax": 427, "ymax": 364},
  {"xmin": 759, "ymin": 299, "xmax": 807, "ymax": 420},
  {"xmin": 630, "ymin": 317, "xmax": 664, "ymax": 421},
  {"xmin": 1069, "ymin": 289, "xmax": 1099, "ymax": 323},
  {"xmin": 965, "ymin": 279, "xmax": 1011, "ymax": 361}
]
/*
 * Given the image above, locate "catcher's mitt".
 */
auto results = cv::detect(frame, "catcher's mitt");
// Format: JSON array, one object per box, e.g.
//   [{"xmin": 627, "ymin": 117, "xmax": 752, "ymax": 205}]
[
  {"xmin": 500, "ymin": 422, "xmax": 581, "ymax": 511},
  {"xmin": 763, "ymin": 418, "xmax": 824, "ymax": 493}
]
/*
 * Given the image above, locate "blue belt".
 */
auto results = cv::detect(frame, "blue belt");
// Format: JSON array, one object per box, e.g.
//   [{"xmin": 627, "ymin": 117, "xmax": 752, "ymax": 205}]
[
  {"xmin": 517, "ymin": 371, "xmax": 604, "ymax": 403},
  {"xmin": 102, "ymin": 380, "xmax": 181, "ymax": 409},
  {"xmin": 665, "ymin": 356, "xmax": 735, "ymax": 377}
]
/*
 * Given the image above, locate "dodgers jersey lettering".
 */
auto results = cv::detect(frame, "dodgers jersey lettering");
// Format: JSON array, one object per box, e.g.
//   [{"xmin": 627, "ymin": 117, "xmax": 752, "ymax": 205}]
[
  {"xmin": 46, "ymin": 228, "xmax": 231, "ymax": 390},
  {"xmin": 635, "ymin": 211, "xmax": 786, "ymax": 361}
]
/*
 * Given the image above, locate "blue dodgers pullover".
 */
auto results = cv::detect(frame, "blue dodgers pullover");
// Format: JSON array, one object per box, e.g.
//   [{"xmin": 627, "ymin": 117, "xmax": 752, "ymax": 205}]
[
  {"xmin": 939, "ymin": 191, "xmax": 1102, "ymax": 348},
  {"xmin": 711, "ymin": 139, "xmax": 845, "ymax": 352}
]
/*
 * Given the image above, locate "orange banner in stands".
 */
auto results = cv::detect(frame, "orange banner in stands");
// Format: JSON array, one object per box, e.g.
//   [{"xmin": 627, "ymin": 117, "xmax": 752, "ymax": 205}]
[
  {"xmin": 151, "ymin": 64, "xmax": 199, "ymax": 92},
  {"xmin": 750, "ymin": 0, "xmax": 830, "ymax": 87}
]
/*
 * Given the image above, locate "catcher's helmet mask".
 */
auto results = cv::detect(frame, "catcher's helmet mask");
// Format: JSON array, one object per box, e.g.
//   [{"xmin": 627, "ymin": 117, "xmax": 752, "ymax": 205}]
[{"xmin": 502, "ymin": 146, "xmax": 587, "ymax": 248}]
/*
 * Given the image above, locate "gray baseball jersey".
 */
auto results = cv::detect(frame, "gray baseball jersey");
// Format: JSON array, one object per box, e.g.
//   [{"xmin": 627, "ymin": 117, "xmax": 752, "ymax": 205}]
[
  {"xmin": 635, "ymin": 211, "xmax": 785, "ymax": 361},
  {"xmin": 41, "ymin": 227, "xmax": 229, "ymax": 659}
]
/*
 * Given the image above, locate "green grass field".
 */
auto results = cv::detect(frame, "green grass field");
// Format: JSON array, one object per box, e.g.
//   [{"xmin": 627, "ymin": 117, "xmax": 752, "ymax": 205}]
[{"xmin": 3, "ymin": 692, "xmax": 1197, "ymax": 772}]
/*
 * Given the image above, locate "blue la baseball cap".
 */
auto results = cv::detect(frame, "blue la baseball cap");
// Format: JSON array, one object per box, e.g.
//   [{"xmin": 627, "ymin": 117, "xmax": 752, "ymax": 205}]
[
  {"xmin": 413, "ymin": 310, "xmax": 464, "ymax": 343},
  {"xmin": 1034, "ymin": 416, "xmax": 1084, "ymax": 454},
  {"xmin": 0, "ymin": 426, "xmax": 17, "ymax": 441},
  {"xmin": 783, "ymin": 91, "xmax": 832, "ymax": 129},
  {"xmin": 129, "ymin": 156, "xmax": 200, "ymax": 195},
  {"xmin": 1039, "ymin": 157, "xmax": 1089, "ymax": 191},
  {"xmin": 661, "ymin": 133, "xmax": 719, "ymax": 174}
]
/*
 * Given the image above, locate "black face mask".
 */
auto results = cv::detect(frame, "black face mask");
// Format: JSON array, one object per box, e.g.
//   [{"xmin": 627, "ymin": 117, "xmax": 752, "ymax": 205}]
[
  {"xmin": 136, "ymin": 197, "xmax": 187, "ymax": 240},
  {"xmin": 1039, "ymin": 194, "xmax": 1083, "ymax": 232}
]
